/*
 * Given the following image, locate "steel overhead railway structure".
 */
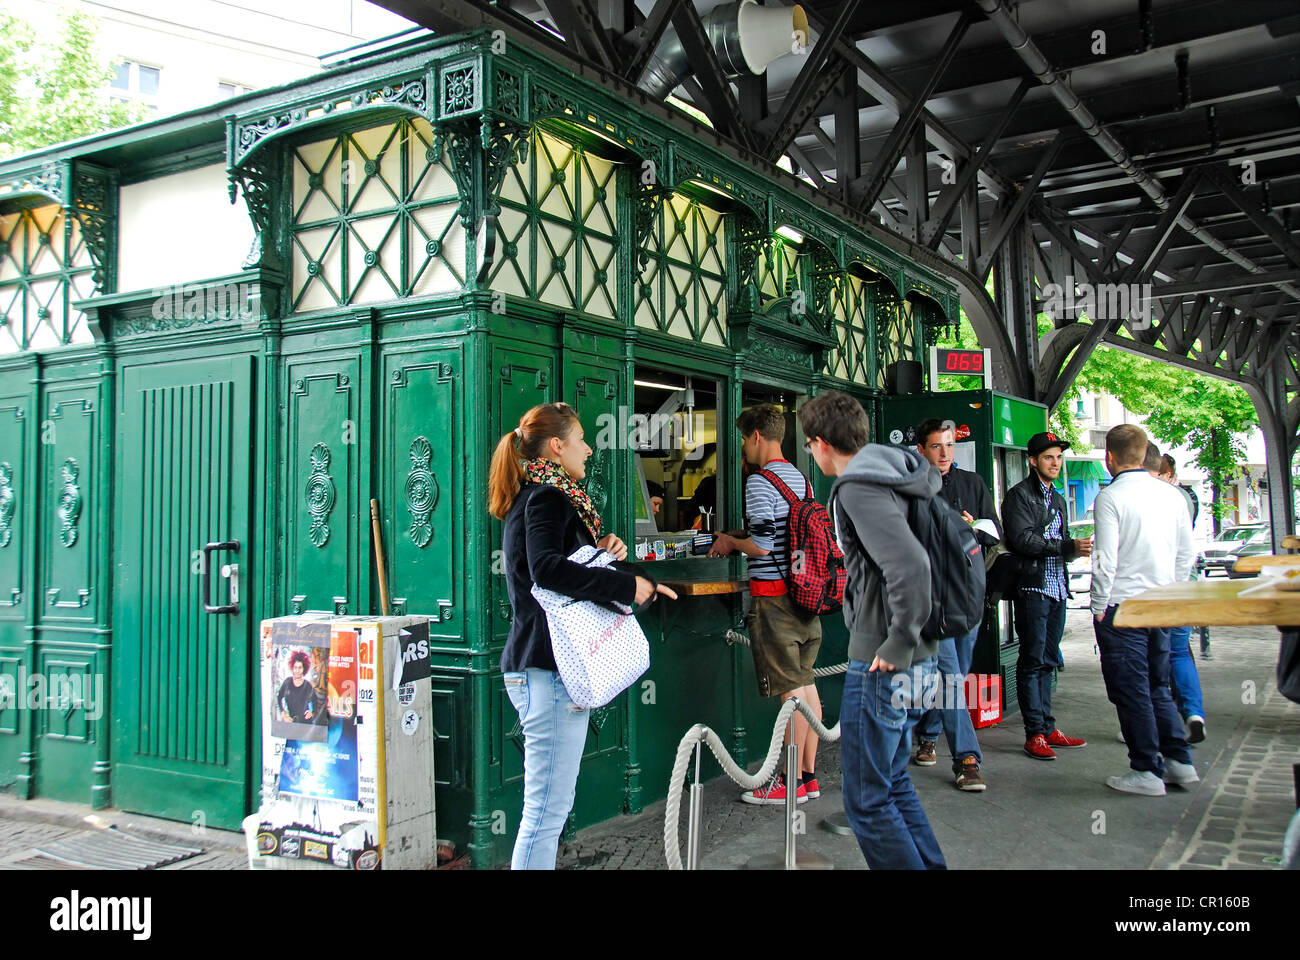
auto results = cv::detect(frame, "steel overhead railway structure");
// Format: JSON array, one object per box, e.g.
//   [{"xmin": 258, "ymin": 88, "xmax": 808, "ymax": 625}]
[{"xmin": 378, "ymin": 0, "xmax": 1300, "ymax": 540}]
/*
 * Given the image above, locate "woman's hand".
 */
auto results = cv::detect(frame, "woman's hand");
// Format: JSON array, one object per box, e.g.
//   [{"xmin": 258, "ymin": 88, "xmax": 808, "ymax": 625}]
[
  {"xmin": 634, "ymin": 577, "xmax": 679, "ymax": 605},
  {"xmin": 597, "ymin": 533, "xmax": 628, "ymax": 561}
]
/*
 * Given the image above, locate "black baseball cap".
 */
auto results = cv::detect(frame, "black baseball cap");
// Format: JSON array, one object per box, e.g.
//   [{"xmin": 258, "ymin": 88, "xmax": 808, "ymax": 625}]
[{"xmin": 1027, "ymin": 431, "xmax": 1070, "ymax": 457}]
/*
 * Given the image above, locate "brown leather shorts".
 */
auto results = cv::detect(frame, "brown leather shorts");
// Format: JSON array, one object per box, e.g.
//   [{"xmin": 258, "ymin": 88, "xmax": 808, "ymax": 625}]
[{"xmin": 746, "ymin": 593, "xmax": 823, "ymax": 698}]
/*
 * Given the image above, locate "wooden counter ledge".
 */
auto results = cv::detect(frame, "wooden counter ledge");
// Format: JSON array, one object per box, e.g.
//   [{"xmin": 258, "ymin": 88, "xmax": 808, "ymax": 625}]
[
  {"xmin": 1115, "ymin": 578, "xmax": 1300, "ymax": 628},
  {"xmin": 658, "ymin": 579, "xmax": 747, "ymax": 597}
]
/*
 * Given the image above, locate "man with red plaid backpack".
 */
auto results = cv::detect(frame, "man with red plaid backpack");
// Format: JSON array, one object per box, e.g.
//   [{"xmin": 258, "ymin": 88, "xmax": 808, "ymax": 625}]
[{"xmin": 708, "ymin": 404, "xmax": 834, "ymax": 805}]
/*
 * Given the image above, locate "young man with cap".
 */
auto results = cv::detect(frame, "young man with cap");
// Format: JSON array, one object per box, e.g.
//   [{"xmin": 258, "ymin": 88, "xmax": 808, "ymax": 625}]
[
  {"xmin": 1002, "ymin": 431, "xmax": 1093, "ymax": 760},
  {"xmin": 911, "ymin": 418, "xmax": 999, "ymax": 790},
  {"xmin": 1092, "ymin": 425, "xmax": 1197, "ymax": 795}
]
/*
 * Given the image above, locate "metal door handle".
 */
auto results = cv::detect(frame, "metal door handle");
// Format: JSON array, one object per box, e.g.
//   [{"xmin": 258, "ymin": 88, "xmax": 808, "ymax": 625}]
[{"xmin": 203, "ymin": 540, "xmax": 240, "ymax": 614}]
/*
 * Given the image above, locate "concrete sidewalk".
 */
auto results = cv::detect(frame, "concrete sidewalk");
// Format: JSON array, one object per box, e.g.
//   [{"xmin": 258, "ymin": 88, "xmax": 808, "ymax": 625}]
[{"xmin": 0, "ymin": 606, "xmax": 1294, "ymax": 870}]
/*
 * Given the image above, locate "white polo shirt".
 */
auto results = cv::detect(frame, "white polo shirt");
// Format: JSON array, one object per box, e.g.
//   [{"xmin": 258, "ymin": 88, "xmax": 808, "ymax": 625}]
[{"xmin": 1090, "ymin": 469, "xmax": 1195, "ymax": 617}]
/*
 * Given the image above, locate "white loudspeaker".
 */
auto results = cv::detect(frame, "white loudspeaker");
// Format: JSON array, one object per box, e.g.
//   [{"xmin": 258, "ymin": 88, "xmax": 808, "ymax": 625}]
[{"xmin": 734, "ymin": 1, "xmax": 809, "ymax": 75}]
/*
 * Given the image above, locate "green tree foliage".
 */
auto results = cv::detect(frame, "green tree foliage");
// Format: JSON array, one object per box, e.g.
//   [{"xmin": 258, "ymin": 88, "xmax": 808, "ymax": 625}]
[
  {"xmin": 935, "ymin": 304, "xmax": 1259, "ymax": 529},
  {"xmin": 1070, "ymin": 340, "xmax": 1257, "ymax": 528},
  {"xmin": 0, "ymin": 2, "xmax": 145, "ymax": 160}
]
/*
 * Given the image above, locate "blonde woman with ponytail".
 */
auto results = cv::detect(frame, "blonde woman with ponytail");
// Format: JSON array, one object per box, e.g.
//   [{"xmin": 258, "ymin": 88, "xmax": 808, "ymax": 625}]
[{"xmin": 489, "ymin": 402, "xmax": 676, "ymax": 869}]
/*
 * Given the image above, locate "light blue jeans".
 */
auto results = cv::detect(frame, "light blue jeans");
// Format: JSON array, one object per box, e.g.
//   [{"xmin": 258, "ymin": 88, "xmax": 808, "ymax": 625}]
[
  {"xmin": 916, "ymin": 626, "xmax": 983, "ymax": 772},
  {"xmin": 504, "ymin": 668, "xmax": 589, "ymax": 870}
]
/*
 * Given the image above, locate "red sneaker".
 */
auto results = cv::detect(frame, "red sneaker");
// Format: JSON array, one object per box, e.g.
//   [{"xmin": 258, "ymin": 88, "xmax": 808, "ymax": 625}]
[
  {"xmin": 1024, "ymin": 735, "xmax": 1057, "ymax": 761},
  {"xmin": 802, "ymin": 778, "xmax": 820, "ymax": 799},
  {"xmin": 1045, "ymin": 729, "xmax": 1087, "ymax": 748},
  {"xmin": 741, "ymin": 776, "xmax": 807, "ymax": 805}
]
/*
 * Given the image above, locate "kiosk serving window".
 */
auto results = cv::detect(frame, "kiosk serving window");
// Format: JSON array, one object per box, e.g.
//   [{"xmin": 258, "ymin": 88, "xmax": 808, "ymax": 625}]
[{"xmin": 631, "ymin": 365, "xmax": 721, "ymax": 556}]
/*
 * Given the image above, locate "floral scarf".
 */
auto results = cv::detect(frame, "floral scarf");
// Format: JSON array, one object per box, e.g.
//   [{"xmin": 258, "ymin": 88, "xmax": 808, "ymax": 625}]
[{"xmin": 524, "ymin": 457, "xmax": 602, "ymax": 540}]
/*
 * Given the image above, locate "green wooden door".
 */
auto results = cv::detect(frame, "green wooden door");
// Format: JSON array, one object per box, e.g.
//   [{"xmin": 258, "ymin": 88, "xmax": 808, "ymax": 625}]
[
  {"xmin": 562, "ymin": 345, "xmax": 630, "ymax": 826},
  {"xmin": 111, "ymin": 355, "xmax": 254, "ymax": 829}
]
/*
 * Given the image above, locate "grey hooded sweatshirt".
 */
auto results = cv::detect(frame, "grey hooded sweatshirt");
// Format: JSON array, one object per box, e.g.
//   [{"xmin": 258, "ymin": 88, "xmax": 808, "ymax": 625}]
[{"xmin": 828, "ymin": 443, "xmax": 941, "ymax": 669}]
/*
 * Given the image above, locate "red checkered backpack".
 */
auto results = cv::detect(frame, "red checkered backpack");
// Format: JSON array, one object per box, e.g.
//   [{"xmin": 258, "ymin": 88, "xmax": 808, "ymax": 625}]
[{"xmin": 757, "ymin": 469, "xmax": 846, "ymax": 616}]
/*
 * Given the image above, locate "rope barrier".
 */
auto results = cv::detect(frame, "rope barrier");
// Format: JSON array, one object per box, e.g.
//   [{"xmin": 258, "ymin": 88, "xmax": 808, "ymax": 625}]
[
  {"xmin": 663, "ymin": 670, "xmax": 844, "ymax": 870},
  {"xmin": 725, "ymin": 629, "xmax": 848, "ymax": 677}
]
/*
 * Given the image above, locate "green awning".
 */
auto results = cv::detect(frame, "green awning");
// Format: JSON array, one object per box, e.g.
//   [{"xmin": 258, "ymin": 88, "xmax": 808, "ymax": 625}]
[{"xmin": 1066, "ymin": 459, "xmax": 1108, "ymax": 482}]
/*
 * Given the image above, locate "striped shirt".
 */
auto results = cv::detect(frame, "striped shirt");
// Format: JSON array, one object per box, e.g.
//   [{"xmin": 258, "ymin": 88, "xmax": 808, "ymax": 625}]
[
  {"xmin": 744, "ymin": 460, "xmax": 810, "ymax": 581},
  {"xmin": 1025, "ymin": 476, "xmax": 1067, "ymax": 601}
]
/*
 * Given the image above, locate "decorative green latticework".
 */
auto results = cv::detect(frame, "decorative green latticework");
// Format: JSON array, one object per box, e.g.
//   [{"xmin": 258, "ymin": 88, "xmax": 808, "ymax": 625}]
[
  {"xmin": 290, "ymin": 118, "xmax": 465, "ymax": 311},
  {"xmin": 757, "ymin": 237, "xmax": 805, "ymax": 307},
  {"xmin": 634, "ymin": 192, "xmax": 726, "ymax": 345},
  {"xmin": 0, "ymin": 204, "xmax": 96, "ymax": 352},
  {"xmin": 489, "ymin": 128, "xmax": 620, "ymax": 321},
  {"xmin": 826, "ymin": 272, "xmax": 872, "ymax": 386},
  {"xmin": 874, "ymin": 288, "xmax": 915, "ymax": 389}
]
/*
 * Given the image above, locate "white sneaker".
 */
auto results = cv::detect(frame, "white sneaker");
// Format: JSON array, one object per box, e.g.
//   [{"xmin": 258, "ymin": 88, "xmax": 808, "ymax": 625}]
[
  {"xmin": 1186, "ymin": 716, "xmax": 1206, "ymax": 744},
  {"xmin": 1117, "ymin": 730, "xmax": 1126, "ymax": 743},
  {"xmin": 1107, "ymin": 770, "xmax": 1166, "ymax": 796},
  {"xmin": 1164, "ymin": 758, "xmax": 1200, "ymax": 785}
]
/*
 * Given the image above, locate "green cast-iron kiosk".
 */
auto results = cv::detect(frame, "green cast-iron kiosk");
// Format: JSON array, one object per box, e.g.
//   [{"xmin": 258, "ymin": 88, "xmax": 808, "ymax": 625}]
[
  {"xmin": 0, "ymin": 30, "xmax": 959, "ymax": 867},
  {"xmin": 878, "ymin": 390, "xmax": 1048, "ymax": 717}
]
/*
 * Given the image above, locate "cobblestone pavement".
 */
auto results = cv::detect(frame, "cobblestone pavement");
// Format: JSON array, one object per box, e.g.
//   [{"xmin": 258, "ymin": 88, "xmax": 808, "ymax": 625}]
[
  {"xmin": 555, "ymin": 605, "xmax": 1299, "ymax": 870},
  {"xmin": 0, "ymin": 802, "xmax": 247, "ymax": 870}
]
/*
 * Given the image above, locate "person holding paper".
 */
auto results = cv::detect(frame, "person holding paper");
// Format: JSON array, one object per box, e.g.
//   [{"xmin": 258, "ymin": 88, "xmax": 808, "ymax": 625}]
[{"xmin": 910, "ymin": 418, "xmax": 999, "ymax": 790}]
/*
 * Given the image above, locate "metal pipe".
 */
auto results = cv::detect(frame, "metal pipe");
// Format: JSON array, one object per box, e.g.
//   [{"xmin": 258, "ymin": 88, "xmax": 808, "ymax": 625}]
[
  {"xmin": 638, "ymin": 2, "xmax": 808, "ymax": 100},
  {"xmin": 784, "ymin": 706, "xmax": 799, "ymax": 869},
  {"xmin": 975, "ymin": 0, "xmax": 1300, "ymax": 302}
]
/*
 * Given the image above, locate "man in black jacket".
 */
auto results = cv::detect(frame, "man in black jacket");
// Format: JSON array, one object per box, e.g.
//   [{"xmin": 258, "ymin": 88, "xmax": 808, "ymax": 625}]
[
  {"xmin": 910, "ymin": 418, "xmax": 1000, "ymax": 790},
  {"xmin": 1003, "ymin": 432, "xmax": 1093, "ymax": 761}
]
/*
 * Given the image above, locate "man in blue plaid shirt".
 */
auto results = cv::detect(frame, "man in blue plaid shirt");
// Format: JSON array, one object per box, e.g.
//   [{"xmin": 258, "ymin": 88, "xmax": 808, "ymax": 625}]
[{"xmin": 1002, "ymin": 433, "xmax": 1094, "ymax": 760}]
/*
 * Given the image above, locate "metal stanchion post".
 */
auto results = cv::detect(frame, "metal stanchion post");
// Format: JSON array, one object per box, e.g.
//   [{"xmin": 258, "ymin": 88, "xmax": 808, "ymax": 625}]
[
  {"xmin": 746, "ymin": 701, "xmax": 834, "ymax": 870},
  {"xmin": 686, "ymin": 738, "xmax": 704, "ymax": 870},
  {"xmin": 784, "ymin": 738, "xmax": 798, "ymax": 869}
]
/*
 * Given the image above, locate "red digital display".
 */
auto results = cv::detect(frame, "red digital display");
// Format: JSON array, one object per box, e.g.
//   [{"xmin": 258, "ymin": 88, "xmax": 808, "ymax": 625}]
[{"xmin": 939, "ymin": 349, "xmax": 983, "ymax": 373}]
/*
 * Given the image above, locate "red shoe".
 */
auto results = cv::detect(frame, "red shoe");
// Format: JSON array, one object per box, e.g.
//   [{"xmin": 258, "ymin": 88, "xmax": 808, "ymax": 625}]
[
  {"xmin": 1045, "ymin": 729, "xmax": 1087, "ymax": 748},
  {"xmin": 1024, "ymin": 735, "xmax": 1057, "ymax": 761},
  {"xmin": 802, "ymin": 778, "xmax": 820, "ymax": 799},
  {"xmin": 741, "ymin": 776, "xmax": 807, "ymax": 805}
]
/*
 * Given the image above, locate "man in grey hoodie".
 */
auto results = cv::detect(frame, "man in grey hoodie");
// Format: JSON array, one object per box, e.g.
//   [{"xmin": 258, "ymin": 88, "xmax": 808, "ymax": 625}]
[{"xmin": 799, "ymin": 390, "xmax": 946, "ymax": 870}]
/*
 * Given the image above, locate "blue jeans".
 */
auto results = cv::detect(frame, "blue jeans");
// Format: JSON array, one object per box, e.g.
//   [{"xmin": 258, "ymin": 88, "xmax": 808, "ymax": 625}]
[
  {"xmin": 916, "ymin": 627, "xmax": 982, "ymax": 772},
  {"xmin": 839, "ymin": 656, "xmax": 947, "ymax": 870},
  {"xmin": 1168, "ymin": 626, "xmax": 1205, "ymax": 721},
  {"xmin": 1014, "ymin": 591, "xmax": 1066, "ymax": 737},
  {"xmin": 1093, "ymin": 606, "xmax": 1192, "ymax": 776},
  {"xmin": 504, "ymin": 669, "xmax": 589, "ymax": 870}
]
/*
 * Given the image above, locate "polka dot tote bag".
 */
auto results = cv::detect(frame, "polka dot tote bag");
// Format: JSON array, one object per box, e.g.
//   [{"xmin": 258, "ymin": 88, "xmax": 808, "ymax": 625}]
[{"xmin": 531, "ymin": 546, "xmax": 650, "ymax": 708}]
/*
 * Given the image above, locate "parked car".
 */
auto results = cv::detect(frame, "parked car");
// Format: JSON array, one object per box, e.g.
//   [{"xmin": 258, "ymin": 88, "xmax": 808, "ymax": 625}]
[
  {"xmin": 1224, "ymin": 527, "xmax": 1276, "ymax": 578},
  {"xmin": 1198, "ymin": 523, "xmax": 1268, "ymax": 576},
  {"xmin": 1067, "ymin": 519, "xmax": 1093, "ymax": 605}
]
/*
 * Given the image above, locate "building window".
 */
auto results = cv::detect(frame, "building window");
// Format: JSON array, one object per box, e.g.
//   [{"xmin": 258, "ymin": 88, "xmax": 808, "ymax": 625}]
[
  {"xmin": 111, "ymin": 60, "xmax": 161, "ymax": 113},
  {"xmin": 218, "ymin": 81, "xmax": 253, "ymax": 98}
]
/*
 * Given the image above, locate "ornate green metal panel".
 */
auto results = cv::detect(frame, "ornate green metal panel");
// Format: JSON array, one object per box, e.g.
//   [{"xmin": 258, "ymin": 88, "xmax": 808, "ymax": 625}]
[
  {"xmin": 290, "ymin": 119, "xmax": 464, "ymax": 311},
  {"xmin": 0, "ymin": 204, "xmax": 96, "ymax": 352},
  {"xmin": 489, "ymin": 128, "xmax": 621, "ymax": 321},
  {"xmin": 282, "ymin": 354, "xmax": 365, "ymax": 616},
  {"xmin": 378, "ymin": 344, "xmax": 461, "ymax": 632},
  {"xmin": 110, "ymin": 354, "xmax": 254, "ymax": 829}
]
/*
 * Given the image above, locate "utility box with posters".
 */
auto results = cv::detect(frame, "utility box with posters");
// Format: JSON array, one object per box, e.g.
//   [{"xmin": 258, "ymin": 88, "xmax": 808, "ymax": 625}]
[{"xmin": 246, "ymin": 614, "xmax": 437, "ymax": 870}]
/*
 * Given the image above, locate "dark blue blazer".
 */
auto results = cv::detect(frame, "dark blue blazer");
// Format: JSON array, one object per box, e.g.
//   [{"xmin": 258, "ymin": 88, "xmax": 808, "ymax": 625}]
[{"xmin": 500, "ymin": 483, "xmax": 638, "ymax": 673}]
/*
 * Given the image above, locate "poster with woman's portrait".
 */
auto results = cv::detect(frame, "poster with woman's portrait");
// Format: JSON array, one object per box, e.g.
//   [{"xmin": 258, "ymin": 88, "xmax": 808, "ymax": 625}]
[{"xmin": 270, "ymin": 620, "xmax": 330, "ymax": 742}]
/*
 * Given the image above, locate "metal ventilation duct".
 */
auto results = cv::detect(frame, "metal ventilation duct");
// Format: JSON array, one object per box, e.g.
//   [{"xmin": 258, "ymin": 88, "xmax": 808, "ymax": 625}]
[{"xmin": 637, "ymin": 1, "xmax": 808, "ymax": 100}]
